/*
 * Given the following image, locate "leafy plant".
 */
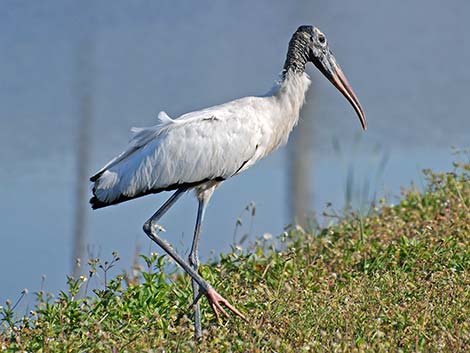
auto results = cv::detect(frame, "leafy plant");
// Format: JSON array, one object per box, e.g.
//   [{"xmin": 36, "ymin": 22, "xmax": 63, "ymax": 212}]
[{"xmin": 1, "ymin": 161, "xmax": 469, "ymax": 352}]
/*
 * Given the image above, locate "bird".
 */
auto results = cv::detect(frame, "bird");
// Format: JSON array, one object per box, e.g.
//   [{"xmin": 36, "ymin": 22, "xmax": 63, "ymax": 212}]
[{"xmin": 90, "ymin": 25, "xmax": 367, "ymax": 337}]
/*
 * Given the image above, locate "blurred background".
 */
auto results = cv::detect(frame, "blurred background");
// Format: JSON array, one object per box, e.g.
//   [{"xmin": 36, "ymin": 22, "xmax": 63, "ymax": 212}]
[{"xmin": 1, "ymin": 1, "xmax": 469, "ymax": 304}]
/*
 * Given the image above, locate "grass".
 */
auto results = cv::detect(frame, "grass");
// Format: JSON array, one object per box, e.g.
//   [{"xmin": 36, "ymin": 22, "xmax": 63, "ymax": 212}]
[{"xmin": 1, "ymin": 161, "xmax": 470, "ymax": 352}]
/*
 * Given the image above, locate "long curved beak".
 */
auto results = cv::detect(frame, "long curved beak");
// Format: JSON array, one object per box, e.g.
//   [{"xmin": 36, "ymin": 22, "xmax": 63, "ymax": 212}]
[{"xmin": 312, "ymin": 51, "xmax": 367, "ymax": 130}]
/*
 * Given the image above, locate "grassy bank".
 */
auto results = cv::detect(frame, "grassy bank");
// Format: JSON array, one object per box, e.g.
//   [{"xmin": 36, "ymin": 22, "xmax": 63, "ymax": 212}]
[{"xmin": 1, "ymin": 162, "xmax": 469, "ymax": 352}]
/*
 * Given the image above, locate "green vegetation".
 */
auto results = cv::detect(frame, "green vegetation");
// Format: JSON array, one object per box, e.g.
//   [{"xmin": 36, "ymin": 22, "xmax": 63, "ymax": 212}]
[{"xmin": 2, "ymin": 162, "xmax": 470, "ymax": 352}]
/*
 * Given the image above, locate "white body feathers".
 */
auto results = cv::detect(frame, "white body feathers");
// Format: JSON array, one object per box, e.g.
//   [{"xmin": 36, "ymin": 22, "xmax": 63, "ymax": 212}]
[{"xmin": 91, "ymin": 72, "xmax": 311, "ymax": 207}]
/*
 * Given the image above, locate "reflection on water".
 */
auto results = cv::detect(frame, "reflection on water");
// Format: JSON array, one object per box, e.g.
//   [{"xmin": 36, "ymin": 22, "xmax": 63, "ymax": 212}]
[{"xmin": 1, "ymin": 1, "xmax": 469, "ymax": 303}]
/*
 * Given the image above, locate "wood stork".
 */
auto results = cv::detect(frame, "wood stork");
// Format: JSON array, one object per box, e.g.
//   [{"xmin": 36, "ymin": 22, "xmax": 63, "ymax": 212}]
[{"xmin": 90, "ymin": 25, "xmax": 366, "ymax": 337}]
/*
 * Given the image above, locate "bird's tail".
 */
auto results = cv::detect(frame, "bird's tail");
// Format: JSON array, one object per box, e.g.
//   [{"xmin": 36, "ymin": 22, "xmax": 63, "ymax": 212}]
[
  {"xmin": 89, "ymin": 163, "xmax": 160, "ymax": 209},
  {"xmin": 89, "ymin": 164, "xmax": 136, "ymax": 209},
  {"xmin": 90, "ymin": 187, "xmax": 109, "ymax": 209},
  {"xmin": 89, "ymin": 170, "xmax": 121, "ymax": 209}
]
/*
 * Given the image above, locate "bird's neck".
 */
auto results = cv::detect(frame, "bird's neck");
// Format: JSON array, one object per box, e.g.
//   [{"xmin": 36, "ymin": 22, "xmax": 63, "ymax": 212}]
[
  {"xmin": 274, "ymin": 71, "xmax": 311, "ymax": 121},
  {"xmin": 282, "ymin": 30, "xmax": 310, "ymax": 77},
  {"xmin": 274, "ymin": 30, "xmax": 311, "ymax": 116},
  {"xmin": 264, "ymin": 54, "xmax": 311, "ymax": 117},
  {"xmin": 260, "ymin": 71, "xmax": 310, "ymax": 155}
]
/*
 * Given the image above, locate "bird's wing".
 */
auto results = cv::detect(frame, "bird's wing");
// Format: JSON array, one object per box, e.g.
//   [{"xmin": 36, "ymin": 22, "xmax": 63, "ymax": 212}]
[
  {"xmin": 90, "ymin": 111, "xmax": 176, "ymax": 182},
  {"xmin": 91, "ymin": 98, "xmax": 267, "ymax": 207}
]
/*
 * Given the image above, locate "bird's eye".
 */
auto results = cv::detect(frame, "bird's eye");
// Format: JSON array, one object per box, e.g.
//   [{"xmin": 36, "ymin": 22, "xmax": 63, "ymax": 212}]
[{"xmin": 318, "ymin": 34, "xmax": 326, "ymax": 44}]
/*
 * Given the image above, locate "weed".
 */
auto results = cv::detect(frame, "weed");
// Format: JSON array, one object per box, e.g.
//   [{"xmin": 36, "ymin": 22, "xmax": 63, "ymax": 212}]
[{"xmin": 1, "ymin": 162, "xmax": 469, "ymax": 352}]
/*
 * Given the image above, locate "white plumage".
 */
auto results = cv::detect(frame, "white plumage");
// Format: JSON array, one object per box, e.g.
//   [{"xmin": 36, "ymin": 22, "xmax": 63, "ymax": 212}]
[
  {"xmin": 91, "ymin": 72, "xmax": 310, "ymax": 207},
  {"xmin": 90, "ymin": 25, "xmax": 366, "ymax": 337}
]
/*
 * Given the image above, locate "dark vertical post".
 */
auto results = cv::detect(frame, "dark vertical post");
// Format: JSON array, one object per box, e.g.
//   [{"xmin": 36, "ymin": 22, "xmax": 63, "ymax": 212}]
[
  {"xmin": 72, "ymin": 37, "xmax": 94, "ymax": 279},
  {"xmin": 287, "ymin": 98, "xmax": 313, "ymax": 228},
  {"xmin": 286, "ymin": 0, "xmax": 318, "ymax": 229}
]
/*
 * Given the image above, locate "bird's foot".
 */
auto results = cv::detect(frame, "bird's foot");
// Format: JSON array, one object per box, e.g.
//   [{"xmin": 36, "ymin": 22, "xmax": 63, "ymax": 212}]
[{"xmin": 204, "ymin": 287, "xmax": 247, "ymax": 322}]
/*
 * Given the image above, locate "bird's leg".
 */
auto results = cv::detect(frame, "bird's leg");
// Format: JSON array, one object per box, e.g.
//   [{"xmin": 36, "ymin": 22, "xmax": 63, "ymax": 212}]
[
  {"xmin": 188, "ymin": 198, "xmax": 207, "ymax": 338},
  {"xmin": 143, "ymin": 188, "xmax": 208, "ymax": 290},
  {"xmin": 142, "ymin": 189, "xmax": 247, "ymax": 324}
]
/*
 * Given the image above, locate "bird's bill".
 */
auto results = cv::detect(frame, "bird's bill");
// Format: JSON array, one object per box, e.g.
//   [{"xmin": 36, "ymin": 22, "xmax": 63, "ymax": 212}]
[{"xmin": 312, "ymin": 51, "xmax": 367, "ymax": 130}]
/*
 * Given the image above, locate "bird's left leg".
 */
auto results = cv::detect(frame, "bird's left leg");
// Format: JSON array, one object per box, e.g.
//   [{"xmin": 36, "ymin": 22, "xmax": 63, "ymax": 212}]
[
  {"xmin": 142, "ymin": 188, "xmax": 246, "ymax": 324},
  {"xmin": 188, "ymin": 197, "xmax": 207, "ymax": 338}
]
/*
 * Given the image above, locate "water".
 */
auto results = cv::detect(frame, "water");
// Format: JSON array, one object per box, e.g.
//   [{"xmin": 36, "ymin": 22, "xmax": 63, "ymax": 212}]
[{"xmin": 1, "ymin": 1, "xmax": 469, "ymax": 305}]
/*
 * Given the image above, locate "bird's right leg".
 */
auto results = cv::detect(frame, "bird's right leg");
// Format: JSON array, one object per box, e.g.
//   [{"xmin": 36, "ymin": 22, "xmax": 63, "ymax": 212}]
[
  {"xmin": 188, "ymin": 198, "xmax": 208, "ymax": 338},
  {"xmin": 142, "ymin": 189, "xmax": 246, "ymax": 324}
]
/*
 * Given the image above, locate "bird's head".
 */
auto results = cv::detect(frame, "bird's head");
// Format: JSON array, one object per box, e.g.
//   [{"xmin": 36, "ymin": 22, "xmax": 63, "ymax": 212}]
[{"xmin": 286, "ymin": 25, "xmax": 367, "ymax": 130}]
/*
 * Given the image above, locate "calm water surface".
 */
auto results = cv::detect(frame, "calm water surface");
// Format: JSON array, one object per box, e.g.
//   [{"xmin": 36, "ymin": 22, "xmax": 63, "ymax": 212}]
[{"xmin": 1, "ymin": 1, "xmax": 469, "ymax": 304}]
